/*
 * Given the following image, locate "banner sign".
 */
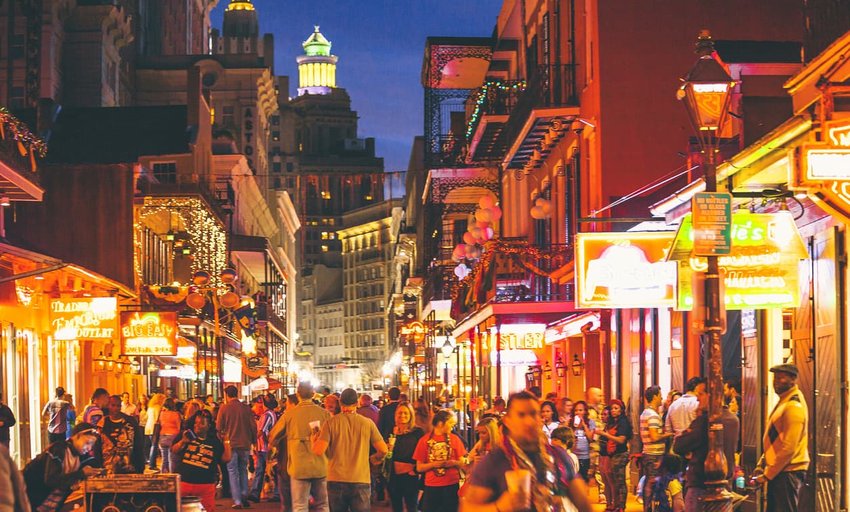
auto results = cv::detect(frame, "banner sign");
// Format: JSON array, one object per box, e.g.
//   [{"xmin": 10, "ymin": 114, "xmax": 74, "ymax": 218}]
[
  {"xmin": 51, "ymin": 297, "xmax": 118, "ymax": 340},
  {"xmin": 120, "ymin": 311, "xmax": 178, "ymax": 356},
  {"xmin": 575, "ymin": 232, "xmax": 677, "ymax": 309},
  {"xmin": 691, "ymin": 192, "xmax": 732, "ymax": 256}
]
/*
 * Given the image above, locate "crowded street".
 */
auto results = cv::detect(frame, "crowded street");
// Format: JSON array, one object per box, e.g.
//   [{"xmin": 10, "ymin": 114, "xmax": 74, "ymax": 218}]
[{"xmin": 0, "ymin": 0, "xmax": 847, "ymax": 511}]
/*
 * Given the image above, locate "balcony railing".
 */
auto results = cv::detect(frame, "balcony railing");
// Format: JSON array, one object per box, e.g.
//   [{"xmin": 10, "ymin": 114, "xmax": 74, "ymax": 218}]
[
  {"xmin": 425, "ymin": 134, "xmax": 468, "ymax": 168},
  {"xmin": 452, "ymin": 240, "xmax": 574, "ymax": 319},
  {"xmin": 465, "ymin": 80, "xmax": 526, "ymax": 141},
  {"xmin": 0, "ymin": 133, "xmax": 41, "ymax": 189},
  {"xmin": 423, "ymin": 262, "xmax": 456, "ymax": 303},
  {"xmin": 504, "ymin": 64, "xmax": 578, "ymax": 145}
]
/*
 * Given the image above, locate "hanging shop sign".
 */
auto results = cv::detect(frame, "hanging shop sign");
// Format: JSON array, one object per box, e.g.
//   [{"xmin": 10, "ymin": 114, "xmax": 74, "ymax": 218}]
[
  {"xmin": 691, "ymin": 192, "xmax": 733, "ymax": 256},
  {"xmin": 51, "ymin": 297, "xmax": 118, "ymax": 340},
  {"xmin": 669, "ymin": 211, "xmax": 807, "ymax": 310},
  {"xmin": 120, "ymin": 312, "xmax": 178, "ymax": 356},
  {"xmin": 798, "ymin": 120, "xmax": 850, "ymax": 182},
  {"xmin": 400, "ymin": 321, "xmax": 426, "ymax": 344},
  {"xmin": 575, "ymin": 232, "xmax": 677, "ymax": 309}
]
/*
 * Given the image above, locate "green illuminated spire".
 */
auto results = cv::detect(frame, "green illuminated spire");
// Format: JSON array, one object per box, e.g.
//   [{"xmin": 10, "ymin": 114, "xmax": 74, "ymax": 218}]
[{"xmin": 303, "ymin": 26, "xmax": 332, "ymax": 57}]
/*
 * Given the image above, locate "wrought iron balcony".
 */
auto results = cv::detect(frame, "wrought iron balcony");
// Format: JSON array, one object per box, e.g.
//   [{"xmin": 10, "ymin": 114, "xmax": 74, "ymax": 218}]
[
  {"xmin": 0, "ymin": 121, "xmax": 43, "ymax": 202},
  {"xmin": 452, "ymin": 240, "xmax": 574, "ymax": 319},
  {"xmin": 422, "ymin": 262, "xmax": 456, "ymax": 303},
  {"xmin": 504, "ymin": 64, "xmax": 578, "ymax": 148},
  {"xmin": 425, "ymin": 134, "xmax": 468, "ymax": 168},
  {"xmin": 465, "ymin": 80, "xmax": 525, "ymax": 161}
]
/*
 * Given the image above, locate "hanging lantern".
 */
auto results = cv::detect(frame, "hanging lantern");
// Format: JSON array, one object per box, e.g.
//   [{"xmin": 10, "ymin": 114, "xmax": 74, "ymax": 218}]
[
  {"xmin": 476, "ymin": 208, "xmax": 493, "ymax": 223},
  {"xmin": 490, "ymin": 205, "xmax": 502, "ymax": 221},
  {"xmin": 530, "ymin": 206, "xmax": 545, "ymax": 219},
  {"xmin": 463, "ymin": 232, "xmax": 476, "ymax": 245}
]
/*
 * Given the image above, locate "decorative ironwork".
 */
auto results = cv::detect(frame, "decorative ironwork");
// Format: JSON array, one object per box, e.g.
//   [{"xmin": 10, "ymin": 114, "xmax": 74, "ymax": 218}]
[
  {"xmin": 25, "ymin": 0, "xmax": 43, "ymax": 109},
  {"xmin": 427, "ymin": 45, "xmax": 493, "ymax": 88},
  {"xmin": 424, "ymin": 88, "xmax": 474, "ymax": 168},
  {"xmin": 430, "ymin": 176, "xmax": 499, "ymax": 203}
]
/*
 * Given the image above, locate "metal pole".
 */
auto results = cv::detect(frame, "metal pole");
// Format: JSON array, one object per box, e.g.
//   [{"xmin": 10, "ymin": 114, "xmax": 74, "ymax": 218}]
[{"xmin": 702, "ymin": 145, "xmax": 731, "ymax": 511}]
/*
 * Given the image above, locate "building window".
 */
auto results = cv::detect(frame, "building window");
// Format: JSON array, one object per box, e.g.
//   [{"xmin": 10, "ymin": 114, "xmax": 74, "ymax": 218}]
[
  {"xmin": 321, "ymin": 191, "xmax": 331, "ymax": 200},
  {"xmin": 321, "ymin": 232, "xmax": 328, "ymax": 240},
  {"xmin": 271, "ymin": 116, "xmax": 280, "ymax": 126},
  {"xmin": 11, "ymin": 35, "xmax": 24, "ymax": 59},
  {"xmin": 286, "ymin": 162, "xmax": 294, "ymax": 173},
  {"xmin": 272, "ymin": 131, "xmax": 280, "ymax": 142},
  {"xmin": 222, "ymin": 106, "xmax": 234, "ymax": 126},
  {"xmin": 273, "ymin": 162, "xmax": 282, "ymax": 173},
  {"xmin": 321, "ymin": 245, "xmax": 329, "ymax": 252},
  {"xmin": 152, "ymin": 162, "xmax": 178, "ymax": 184}
]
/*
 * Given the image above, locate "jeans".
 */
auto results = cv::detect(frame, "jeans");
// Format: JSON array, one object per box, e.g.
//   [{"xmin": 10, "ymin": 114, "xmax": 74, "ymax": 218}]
[
  {"xmin": 578, "ymin": 458, "xmax": 591, "ymax": 482},
  {"xmin": 327, "ymin": 482, "xmax": 371, "ymax": 512},
  {"xmin": 422, "ymin": 484, "xmax": 459, "ymax": 512},
  {"xmin": 767, "ymin": 470, "xmax": 805, "ymax": 512},
  {"xmin": 388, "ymin": 473, "xmax": 419, "ymax": 512},
  {"xmin": 291, "ymin": 477, "xmax": 329, "ymax": 512},
  {"xmin": 249, "ymin": 450, "xmax": 269, "ymax": 499},
  {"xmin": 158, "ymin": 434, "xmax": 177, "ymax": 472},
  {"xmin": 148, "ymin": 435, "xmax": 159, "ymax": 468},
  {"xmin": 641, "ymin": 454, "xmax": 663, "ymax": 512},
  {"xmin": 227, "ymin": 448, "xmax": 251, "ymax": 506},
  {"xmin": 684, "ymin": 486, "xmax": 706, "ymax": 511}
]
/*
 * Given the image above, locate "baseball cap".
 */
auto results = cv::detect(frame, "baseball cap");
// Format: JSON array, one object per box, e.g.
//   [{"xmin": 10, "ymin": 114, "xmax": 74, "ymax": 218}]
[
  {"xmin": 340, "ymin": 388, "xmax": 359, "ymax": 406},
  {"xmin": 769, "ymin": 363, "xmax": 799, "ymax": 377}
]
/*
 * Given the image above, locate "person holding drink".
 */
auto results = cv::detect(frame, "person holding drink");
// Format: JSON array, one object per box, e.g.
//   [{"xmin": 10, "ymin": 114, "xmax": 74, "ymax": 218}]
[
  {"xmin": 414, "ymin": 409, "xmax": 467, "ymax": 512},
  {"xmin": 172, "ymin": 409, "xmax": 232, "ymax": 512},
  {"xmin": 460, "ymin": 391, "xmax": 591, "ymax": 512}
]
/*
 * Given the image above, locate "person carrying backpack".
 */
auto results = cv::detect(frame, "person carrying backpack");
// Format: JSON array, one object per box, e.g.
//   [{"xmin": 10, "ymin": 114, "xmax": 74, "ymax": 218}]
[{"xmin": 648, "ymin": 455, "xmax": 684, "ymax": 512}]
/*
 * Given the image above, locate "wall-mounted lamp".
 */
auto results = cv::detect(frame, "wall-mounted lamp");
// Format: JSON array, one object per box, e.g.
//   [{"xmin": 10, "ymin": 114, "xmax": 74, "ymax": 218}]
[{"xmin": 571, "ymin": 354, "xmax": 584, "ymax": 377}]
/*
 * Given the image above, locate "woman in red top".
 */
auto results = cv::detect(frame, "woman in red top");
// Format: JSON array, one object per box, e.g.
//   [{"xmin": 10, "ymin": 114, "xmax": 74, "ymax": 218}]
[{"xmin": 413, "ymin": 409, "xmax": 467, "ymax": 512}]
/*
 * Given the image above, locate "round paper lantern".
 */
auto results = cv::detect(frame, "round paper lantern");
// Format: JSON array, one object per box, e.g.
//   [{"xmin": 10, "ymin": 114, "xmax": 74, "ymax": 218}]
[
  {"xmin": 453, "ymin": 244, "xmax": 466, "ymax": 260},
  {"xmin": 530, "ymin": 206, "xmax": 545, "ymax": 219},
  {"xmin": 192, "ymin": 270, "xmax": 211, "ymax": 286},
  {"xmin": 465, "ymin": 244, "xmax": 477, "ymax": 258},
  {"xmin": 490, "ymin": 205, "xmax": 502, "ymax": 221},
  {"xmin": 476, "ymin": 220, "xmax": 490, "ymax": 229},
  {"xmin": 541, "ymin": 201, "xmax": 552, "ymax": 215},
  {"xmin": 470, "ymin": 226, "xmax": 483, "ymax": 239},
  {"xmin": 535, "ymin": 197, "xmax": 546, "ymax": 208},
  {"xmin": 478, "ymin": 195, "xmax": 496, "ymax": 210},
  {"xmin": 186, "ymin": 292, "xmax": 206, "ymax": 310},
  {"xmin": 219, "ymin": 291, "xmax": 241, "ymax": 309},
  {"xmin": 477, "ymin": 208, "xmax": 493, "ymax": 223},
  {"xmin": 485, "ymin": 227, "xmax": 495, "ymax": 239},
  {"xmin": 463, "ymin": 232, "xmax": 476, "ymax": 245}
]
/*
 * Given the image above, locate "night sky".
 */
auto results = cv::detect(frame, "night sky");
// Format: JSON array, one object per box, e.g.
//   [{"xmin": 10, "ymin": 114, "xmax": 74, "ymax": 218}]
[{"xmin": 210, "ymin": 0, "xmax": 503, "ymax": 174}]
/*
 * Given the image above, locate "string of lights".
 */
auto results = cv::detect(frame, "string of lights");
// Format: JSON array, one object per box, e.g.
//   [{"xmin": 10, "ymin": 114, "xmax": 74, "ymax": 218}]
[
  {"xmin": 135, "ymin": 197, "xmax": 228, "ymax": 285},
  {"xmin": 465, "ymin": 80, "xmax": 527, "ymax": 140}
]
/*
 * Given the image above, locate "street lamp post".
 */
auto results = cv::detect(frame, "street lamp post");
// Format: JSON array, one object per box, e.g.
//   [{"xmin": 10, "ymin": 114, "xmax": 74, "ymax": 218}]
[
  {"xmin": 186, "ymin": 268, "xmax": 241, "ymax": 398},
  {"xmin": 678, "ymin": 30, "xmax": 736, "ymax": 511}
]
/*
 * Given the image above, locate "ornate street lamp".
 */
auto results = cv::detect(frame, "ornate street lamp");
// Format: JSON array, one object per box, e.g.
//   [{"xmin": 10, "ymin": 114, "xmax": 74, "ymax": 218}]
[
  {"xmin": 441, "ymin": 337, "xmax": 454, "ymax": 358},
  {"xmin": 543, "ymin": 361, "xmax": 552, "ymax": 380},
  {"xmin": 678, "ymin": 29, "xmax": 736, "ymax": 511}
]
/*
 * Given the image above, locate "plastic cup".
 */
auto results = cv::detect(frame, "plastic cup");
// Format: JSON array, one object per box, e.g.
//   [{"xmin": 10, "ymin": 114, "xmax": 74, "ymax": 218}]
[
  {"xmin": 309, "ymin": 420, "xmax": 321, "ymax": 432},
  {"xmin": 504, "ymin": 469, "xmax": 532, "ymax": 506}
]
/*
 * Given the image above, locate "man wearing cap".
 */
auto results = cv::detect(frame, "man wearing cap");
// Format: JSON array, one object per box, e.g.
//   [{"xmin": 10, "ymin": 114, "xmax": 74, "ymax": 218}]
[
  {"xmin": 311, "ymin": 388, "xmax": 388, "ymax": 512},
  {"xmin": 752, "ymin": 364, "xmax": 809, "ymax": 511}
]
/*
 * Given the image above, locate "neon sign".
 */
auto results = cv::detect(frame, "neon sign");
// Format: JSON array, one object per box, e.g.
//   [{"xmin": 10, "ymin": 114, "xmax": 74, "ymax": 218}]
[
  {"xmin": 575, "ymin": 232, "xmax": 677, "ymax": 309},
  {"xmin": 120, "ymin": 311, "xmax": 177, "ymax": 356},
  {"xmin": 800, "ymin": 120, "xmax": 850, "ymax": 182},
  {"xmin": 51, "ymin": 298, "xmax": 118, "ymax": 340},
  {"xmin": 670, "ymin": 211, "xmax": 807, "ymax": 310}
]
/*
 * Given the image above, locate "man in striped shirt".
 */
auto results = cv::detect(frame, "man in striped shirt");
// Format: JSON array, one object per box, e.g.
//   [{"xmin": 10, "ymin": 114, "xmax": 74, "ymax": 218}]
[
  {"xmin": 639, "ymin": 385, "xmax": 672, "ymax": 511},
  {"xmin": 752, "ymin": 364, "xmax": 809, "ymax": 512},
  {"xmin": 248, "ymin": 394, "xmax": 279, "ymax": 502}
]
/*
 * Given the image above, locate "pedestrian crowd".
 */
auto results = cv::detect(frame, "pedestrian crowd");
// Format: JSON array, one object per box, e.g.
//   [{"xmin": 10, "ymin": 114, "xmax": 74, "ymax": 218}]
[{"xmin": 0, "ymin": 362, "xmax": 810, "ymax": 511}]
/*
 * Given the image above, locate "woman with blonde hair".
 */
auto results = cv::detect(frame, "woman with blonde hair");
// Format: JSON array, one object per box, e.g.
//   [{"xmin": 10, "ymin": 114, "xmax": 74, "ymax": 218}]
[
  {"xmin": 388, "ymin": 402, "xmax": 424, "ymax": 512},
  {"xmin": 146, "ymin": 393, "xmax": 166, "ymax": 470},
  {"xmin": 467, "ymin": 416, "xmax": 501, "ymax": 468}
]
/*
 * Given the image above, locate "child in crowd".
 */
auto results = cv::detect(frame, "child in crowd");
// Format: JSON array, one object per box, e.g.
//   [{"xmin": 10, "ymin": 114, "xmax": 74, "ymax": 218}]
[{"xmin": 551, "ymin": 426, "xmax": 580, "ymax": 476}]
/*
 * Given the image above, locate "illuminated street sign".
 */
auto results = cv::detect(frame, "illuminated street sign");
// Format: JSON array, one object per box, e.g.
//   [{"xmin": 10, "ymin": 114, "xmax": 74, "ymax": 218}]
[
  {"xmin": 51, "ymin": 297, "xmax": 118, "ymax": 340},
  {"xmin": 120, "ymin": 311, "xmax": 178, "ymax": 355}
]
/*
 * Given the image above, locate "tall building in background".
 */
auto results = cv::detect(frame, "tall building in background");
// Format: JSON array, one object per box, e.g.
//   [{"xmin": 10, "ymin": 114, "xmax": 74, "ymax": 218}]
[
  {"xmin": 803, "ymin": 0, "xmax": 850, "ymax": 60},
  {"xmin": 287, "ymin": 27, "xmax": 385, "ymax": 269},
  {"xmin": 135, "ymin": 0, "xmax": 218, "ymax": 57}
]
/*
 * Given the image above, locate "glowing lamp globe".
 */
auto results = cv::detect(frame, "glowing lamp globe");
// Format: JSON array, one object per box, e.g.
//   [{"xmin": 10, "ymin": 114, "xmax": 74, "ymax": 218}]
[
  {"xmin": 220, "ymin": 268, "xmax": 238, "ymax": 284},
  {"xmin": 463, "ymin": 232, "xmax": 476, "ymax": 245},
  {"xmin": 490, "ymin": 205, "xmax": 502, "ymax": 221},
  {"xmin": 186, "ymin": 292, "xmax": 206, "ymax": 310},
  {"xmin": 192, "ymin": 270, "xmax": 211, "ymax": 286},
  {"xmin": 219, "ymin": 291, "xmax": 241, "ymax": 309},
  {"xmin": 478, "ymin": 195, "xmax": 496, "ymax": 209}
]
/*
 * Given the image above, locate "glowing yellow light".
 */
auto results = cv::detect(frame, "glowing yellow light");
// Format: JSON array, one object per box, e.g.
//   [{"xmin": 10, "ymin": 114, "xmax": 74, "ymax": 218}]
[{"xmin": 226, "ymin": 1, "xmax": 255, "ymax": 11}]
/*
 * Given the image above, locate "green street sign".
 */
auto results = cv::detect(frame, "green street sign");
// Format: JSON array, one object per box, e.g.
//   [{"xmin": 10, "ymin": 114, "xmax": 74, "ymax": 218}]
[{"xmin": 691, "ymin": 192, "xmax": 732, "ymax": 256}]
